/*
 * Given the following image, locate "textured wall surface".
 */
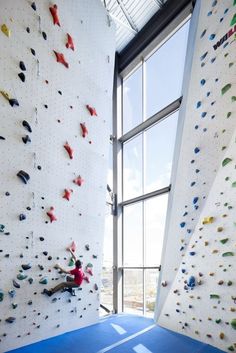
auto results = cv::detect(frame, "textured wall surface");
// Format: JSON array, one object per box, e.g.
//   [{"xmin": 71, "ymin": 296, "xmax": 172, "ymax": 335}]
[
  {"xmin": 0, "ymin": 1, "xmax": 115, "ymax": 351},
  {"xmin": 158, "ymin": 0, "xmax": 236, "ymax": 351}
]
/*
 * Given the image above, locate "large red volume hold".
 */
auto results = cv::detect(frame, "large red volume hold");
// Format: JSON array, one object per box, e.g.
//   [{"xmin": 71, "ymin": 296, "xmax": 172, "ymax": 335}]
[
  {"xmin": 63, "ymin": 189, "xmax": 73, "ymax": 201},
  {"xmin": 66, "ymin": 33, "xmax": 75, "ymax": 51},
  {"xmin": 73, "ymin": 175, "xmax": 84, "ymax": 186},
  {"xmin": 64, "ymin": 142, "xmax": 73, "ymax": 159},
  {"xmin": 80, "ymin": 123, "xmax": 88, "ymax": 138},
  {"xmin": 46, "ymin": 207, "xmax": 57, "ymax": 223},
  {"xmin": 86, "ymin": 105, "xmax": 97, "ymax": 116},
  {"xmin": 49, "ymin": 4, "xmax": 60, "ymax": 26},
  {"xmin": 54, "ymin": 51, "xmax": 69, "ymax": 68}
]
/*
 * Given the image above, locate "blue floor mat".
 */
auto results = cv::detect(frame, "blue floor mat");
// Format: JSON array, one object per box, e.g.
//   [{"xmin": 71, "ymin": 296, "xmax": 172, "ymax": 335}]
[{"xmin": 7, "ymin": 314, "xmax": 225, "ymax": 353}]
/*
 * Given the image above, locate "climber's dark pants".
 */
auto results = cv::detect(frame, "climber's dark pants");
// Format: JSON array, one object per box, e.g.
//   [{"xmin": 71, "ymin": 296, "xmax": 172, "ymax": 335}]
[{"xmin": 50, "ymin": 276, "xmax": 78, "ymax": 294}]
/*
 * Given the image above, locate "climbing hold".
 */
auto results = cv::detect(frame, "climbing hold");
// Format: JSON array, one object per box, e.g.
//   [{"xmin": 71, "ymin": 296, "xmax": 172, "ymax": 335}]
[
  {"xmin": 64, "ymin": 142, "xmax": 73, "ymax": 159},
  {"xmin": 231, "ymin": 319, "xmax": 236, "ymax": 330},
  {"xmin": 66, "ymin": 33, "xmax": 75, "ymax": 50},
  {"xmin": 215, "ymin": 319, "xmax": 221, "ymax": 324},
  {"xmin": 80, "ymin": 122, "xmax": 88, "ymax": 137},
  {"xmin": 0, "ymin": 290, "xmax": 4, "ymax": 302},
  {"xmin": 28, "ymin": 278, "xmax": 33, "ymax": 284},
  {"xmin": 19, "ymin": 62, "xmax": 26, "ymax": 72},
  {"xmin": 63, "ymin": 189, "xmax": 73, "ymax": 201},
  {"xmin": 196, "ymin": 101, "xmax": 201, "ymax": 109},
  {"xmin": 232, "ymin": 181, "xmax": 236, "ymax": 187},
  {"xmin": 22, "ymin": 120, "xmax": 32, "ymax": 133},
  {"xmin": 9, "ymin": 98, "xmax": 19, "ymax": 107},
  {"xmin": 86, "ymin": 105, "xmax": 98, "ymax": 116},
  {"xmin": 31, "ymin": 2, "xmax": 36, "ymax": 10},
  {"xmin": 200, "ymin": 52, "xmax": 208, "ymax": 61},
  {"xmin": 180, "ymin": 222, "xmax": 186, "ymax": 228},
  {"xmin": 222, "ymin": 252, "xmax": 234, "ymax": 257},
  {"xmin": 53, "ymin": 51, "xmax": 69, "ymax": 68},
  {"xmin": 210, "ymin": 294, "xmax": 220, "ymax": 299},
  {"xmin": 18, "ymin": 72, "xmax": 25, "ymax": 82},
  {"xmin": 201, "ymin": 112, "xmax": 207, "ymax": 118},
  {"xmin": 13, "ymin": 280, "xmax": 20, "ymax": 289},
  {"xmin": 1, "ymin": 24, "xmax": 11, "ymax": 37},
  {"xmin": 194, "ymin": 147, "xmax": 200, "ymax": 154},
  {"xmin": 200, "ymin": 29, "xmax": 206, "ymax": 38},
  {"xmin": 8, "ymin": 290, "xmax": 16, "ymax": 298},
  {"xmin": 187, "ymin": 276, "xmax": 196, "ymax": 289},
  {"xmin": 222, "ymin": 158, "xmax": 232, "ymax": 167},
  {"xmin": 68, "ymin": 257, "xmax": 75, "ymax": 266},
  {"xmin": 46, "ymin": 207, "xmax": 57, "ymax": 223},
  {"xmin": 221, "ymin": 84, "xmax": 231, "ymax": 95},
  {"xmin": 19, "ymin": 214, "xmax": 26, "ymax": 221},
  {"xmin": 0, "ymin": 224, "xmax": 5, "ymax": 232},
  {"xmin": 200, "ymin": 79, "xmax": 206, "ymax": 86},
  {"xmin": 39, "ymin": 277, "xmax": 48, "ymax": 285},
  {"xmin": 85, "ymin": 244, "xmax": 90, "ymax": 251},
  {"xmin": 230, "ymin": 13, "xmax": 236, "ymax": 26},
  {"xmin": 202, "ymin": 217, "xmax": 214, "ymax": 224},
  {"xmin": 22, "ymin": 264, "xmax": 31, "ymax": 270},
  {"xmin": 5, "ymin": 317, "xmax": 16, "ymax": 323},
  {"xmin": 31, "ymin": 48, "xmax": 36, "ymax": 56},
  {"xmin": 12, "ymin": 303, "xmax": 18, "ymax": 309},
  {"xmin": 17, "ymin": 273, "xmax": 27, "ymax": 280},
  {"xmin": 22, "ymin": 135, "xmax": 31, "ymax": 144},
  {"xmin": 0, "ymin": 136, "xmax": 6, "ymax": 140},
  {"xmin": 189, "ymin": 252, "xmax": 196, "ymax": 256},
  {"xmin": 231, "ymin": 96, "xmax": 236, "ymax": 102},
  {"xmin": 49, "ymin": 4, "xmax": 60, "ymax": 26},
  {"xmin": 209, "ymin": 34, "xmax": 215, "ymax": 40},
  {"xmin": 17, "ymin": 170, "xmax": 30, "ymax": 184},
  {"xmin": 73, "ymin": 175, "xmax": 84, "ymax": 186},
  {"xmin": 220, "ymin": 238, "xmax": 229, "ymax": 244},
  {"xmin": 42, "ymin": 31, "xmax": 47, "ymax": 40}
]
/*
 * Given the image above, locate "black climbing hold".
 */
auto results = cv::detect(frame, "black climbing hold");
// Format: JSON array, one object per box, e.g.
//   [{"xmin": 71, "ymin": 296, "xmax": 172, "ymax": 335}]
[
  {"xmin": 48, "ymin": 256, "xmax": 52, "ymax": 261},
  {"xmin": 26, "ymin": 27, "xmax": 30, "ymax": 33},
  {"xmin": 13, "ymin": 280, "xmax": 20, "ymax": 289},
  {"xmin": 44, "ymin": 104, "xmax": 48, "ymax": 108},
  {"xmin": 5, "ymin": 192, "xmax": 10, "ymax": 196},
  {"xmin": 42, "ymin": 31, "xmax": 47, "ymax": 40},
  {"xmin": 17, "ymin": 170, "xmax": 30, "ymax": 184},
  {"xmin": 39, "ymin": 237, "xmax": 44, "ymax": 241},
  {"xmin": 0, "ymin": 136, "xmax": 6, "ymax": 140},
  {"xmin": 31, "ymin": 48, "xmax": 36, "ymax": 56},
  {"xmin": 19, "ymin": 61, "xmax": 26, "ymax": 71},
  {"xmin": 5, "ymin": 317, "xmax": 16, "ymax": 324},
  {"xmin": 22, "ymin": 120, "xmax": 32, "ymax": 133},
  {"xmin": 38, "ymin": 264, "xmax": 44, "ymax": 270},
  {"xmin": 9, "ymin": 99, "xmax": 19, "ymax": 107},
  {"xmin": 58, "ymin": 90, "xmax": 62, "ymax": 95},
  {"xmin": 26, "ymin": 207, "xmax": 31, "ymax": 211},
  {"xmin": 19, "ymin": 214, "xmax": 26, "ymax": 221},
  {"xmin": 85, "ymin": 244, "xmax": 90, "ymax": 251},
  {"xmin": 28, "ymin": 278, "xmax": 33, "ymax": 284},
  {"xmin": 22, "ymin": 135, "xmax": 31, "ymax": 144},
  {"xmin": 31, "ymin": 2, "xmax": 36, "ymax": 11},
  {"xmin": 43, "ymin": 251, "xmax": 48, "ymax": 256},
  {"xmin": 28, "ymin": 300, "xmax": 32, "ymax": 305},
  {"xmin": 37, "ymin": 165, "xmax": 42, "ymax": 170},
  {"xmin": 18, "ymin": 72, "xmax": 25, "ymax": 82},
  {"xmin": 22, "ymin": 264, "xmax": 31, "ymax": 270}
]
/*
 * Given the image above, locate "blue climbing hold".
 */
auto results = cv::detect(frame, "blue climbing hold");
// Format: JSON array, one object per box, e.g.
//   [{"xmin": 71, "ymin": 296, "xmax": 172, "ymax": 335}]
[
  {"xmin": 190, "ymin": 182, "xmax": 196, "ymax": 187},
  {"xmin": 187, "ymin": 229, "xmax": 191, "ymax": 234},
  {"xmin": 19, "ymin": 214, "xmax": 26, "ymax": 221},
  {"xmin": 223, "ymin": 42, "xmax": 228, "ymax": 49},
  {"xmin": 211, "ymin": 57, "xmax": 216, "ymax": 63},
  {"xmin": 183, "ymin": 212, "xmax": 188, "ymax": 216},
  {"xmin": 187, "ymin": 276, "xmax": 196, "ymax": 289},
  {"xmin": 207, "ymin": 91, "xmax": 211, "ymax": 97},
  {"xmin": 180, "ymin": 222, "xmax": 186, "ymax": 228},
  {"xmin": 209, "ymin": 34, "xmax": 215, "ymax": 40},
  {"xmin": 200, "ymin": 29, "xmax": 206, "ymax": 38},
  {"xmin": 200, "ymin": 52, "xmax": 208, "ymax": 61},
  {"xmin": 189, "ymin": 251, "xmax": 196, "ymax": 256},
  {"xmin": 181, "ymin": 269, "xmax": 186, "ymax": 273},
  {"xmin": 200, "ymin": 79, "xmax": 206, "ymax": 85},
  {"xmin": 8, "ymin": 290, "xmax": 16, "ymax": 298},
  {"xmin": 201, "ymin": 112, "xmax": 207, "ymax": 118},
  {"xmin": 207, "ymin": 11, "xmax": 212, "ymax": 16},
  {"xmin": 180, "ymin": 246, "xmax": 185, "ymax": 251},
  {"xmin": 195, "ymin": 125, "xmax": 199, "ymax": 129},
  {"xmin": 194, "ymin": 205, "xmax": 199, "ymax": 210},
  {"xmin": 196, "ymin": 101, "xmax": 201, "ymax": 109},
  {"xmin": 193, "ymin": 197, "xmax": 198, "ymax": 204},
  {"xmin": 212, "ymin": 0, "xmax": 217, "ymax": 6},
  {"xmin": 194, "ymin": 147, "xmax": 200, "ymax": 154},
  {"xmin": 224, "ymin": 8, "xmax": 228, "ymax": 14}
]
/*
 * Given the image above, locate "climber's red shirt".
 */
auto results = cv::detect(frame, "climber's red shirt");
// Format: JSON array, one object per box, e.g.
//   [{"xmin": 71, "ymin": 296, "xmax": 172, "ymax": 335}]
[{"xmin": 70, "ymin": 268, "xmax": 84, "ymax": 286}]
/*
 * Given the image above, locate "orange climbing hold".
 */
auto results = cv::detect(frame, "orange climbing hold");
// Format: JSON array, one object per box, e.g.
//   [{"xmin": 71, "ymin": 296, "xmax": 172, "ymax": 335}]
[
  {"xmin": 46, "ymin": 207, "xmax": 57, "ymax": 223},
  {"xmin": 49, "ymin": 4, "xmax": 60, "ymax": 26},
  {"xmin": 80, "ymin": 123, "xmax": 88, "ymax": 138},
  {"xmin": 86, "ymin": 105, "xmax": 97, "ymax": 116},
  {"xmin": 64, "ymin": 142, "xmax": 73, "ymax": 159},
  {"xmin": 66, "ymin": 33, "xmax": 75, "ymax": 51},
  {"xmin": 73, "ymin": 175, "xmax": 84, "ymax": 186},
  {"xmin": 63, "ymin": 189, "xmax": 73, "ymax": 201},
  {"xmin": 54, "ymin": 51, "xmax": 69, "ymax": 68}
]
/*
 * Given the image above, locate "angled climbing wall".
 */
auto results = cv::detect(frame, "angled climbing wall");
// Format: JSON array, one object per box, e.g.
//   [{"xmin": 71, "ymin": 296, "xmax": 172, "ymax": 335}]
[
  {"xmin": 157, "ymin": 0, "xmax": 236, "ymax": 351},
  {"xmin": 0, "ymin": 0, "xmax": 115, "ymax": 351}
]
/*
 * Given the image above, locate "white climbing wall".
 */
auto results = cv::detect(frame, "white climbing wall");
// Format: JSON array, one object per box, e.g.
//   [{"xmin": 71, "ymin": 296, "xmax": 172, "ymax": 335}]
[
  {"xmin": 157, "ymin": 0, "xmax": 236, "ymax": 351},
  {"xmin": 0, "ymin": 0, "xmax": 115, "ymax": 351}
]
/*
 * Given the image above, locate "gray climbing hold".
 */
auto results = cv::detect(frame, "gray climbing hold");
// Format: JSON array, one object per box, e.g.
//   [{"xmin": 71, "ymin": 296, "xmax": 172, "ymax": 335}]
[
  {"xmin": 17, "ymin": 273, "xmax": 27, "ymax": 280},
  {"xmin": 0, "ymin": 224, "xmax": 5, "ymax": 232},
  {"xmin": 22, "ymin": 264, "xmax": 31, "ymax": 270},
  {"xmin": 39, "ymin": 277, "xmax": 48, "ymax": 285},
  {"xmin": 13, "ymin": 280, "xmax": 20, "ymax": 288},
  {"xmin": 17, "ymin": 170, "xmax": 30, "ymax": 184}
]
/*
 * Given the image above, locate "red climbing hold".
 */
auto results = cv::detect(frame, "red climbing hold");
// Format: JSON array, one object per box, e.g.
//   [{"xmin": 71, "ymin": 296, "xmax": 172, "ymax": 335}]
[
  {"xmin": 73, "ymin": 175, "xmax": 84, "ymax": 187},
  {"xmin": 86, "ymin": 105, "xmax": 97, "ymax": 116},
  {"xmin": 66, "ymin": 33, "xmax": 75, "ymax": 51},
  {"xmin": 64, "ymin": 142, "xmax": 73, "ymax": 159},
  {"xmin": 63, "ymin": 189, "xmax": 73, "ymax": 201},
  {"xmin": 46, "ymin": 207, "xmax": 57, "ymax": 223},
  {"xmin": 49, "ymin": 4, "xmax": 60, "ymax": 26},
  {"xmin": 80, "ymin": 123, "xmax": 88, "ymax": 138},
  {"xmin": 54, "ymin": 51, "xmax": 69, "ymax": 68}
]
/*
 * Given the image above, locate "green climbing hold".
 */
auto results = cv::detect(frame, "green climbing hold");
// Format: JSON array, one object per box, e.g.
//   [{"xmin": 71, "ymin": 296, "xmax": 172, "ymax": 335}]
[
  {"xmin": 210, "ymin": 294, "xmax": 220, "ymax": 299},
  {"xmin": 17, "ymin": 273, "xmax": 27, "ymax": 280},
  {"xmin": 222, "ymin": 158, "xmax": 232, "ymax": 167},
  {"xmin": 232, "ymin": 182, "xmax": 236, "ymax": 187},
  {"xmin": 39, "ymin": 277, "xmax": 48, "ymax": 285},
  {"xmin": 230, "ymin": 13, "xmax": 236, "ymax": 26},
  {"xmin": 231, "ymin": 318, "xmax": 236, "ymax": 329},
  {"xmin": 231, "ymin": 96, "xmax": 236, "ymax": 102},
  {"xmin": 221, "ymin": 84, "xmax": 231, "ymax": 95},
  {"xmin": 228, "ymin": 346, "xmax": 235, "ymax": 352},
  {"xmin": 215, "ymin": 319, "xmax": 221, "ymax": 324},
  {"xmin": 222, "ymin": 252, "xmax": 234, "ymax": 257},
  {"xmin": 234, "ymin": 0, "xmax": 236, "ymax": 6},
  {"xmin": 227, "ymin": 281, "xmax": 233, "ymax": 286},
  {"xmin": 0, "ymin": 290, "xmax": 4, "ymax": 302},
  {"xmin": 229, "ymin": 63, "xmax": 234, "ymax": 68},
  {"xmin": 220, "ymin": 238, "xmax": 229, "ymax": 244},
  {"xmin": 0, "ymin": 224, "xmax": 5, "ymax": 232},
  {"xmin": 86, "ymin": 263, "xmax": 93, "ymax": 268},
  {"xmin": 227, "ymin": 112, "xmax": 232, "ymax": 118},
  {"xmin": 68, "ymin": 257, "xmax": 75, "ymax": 266}
]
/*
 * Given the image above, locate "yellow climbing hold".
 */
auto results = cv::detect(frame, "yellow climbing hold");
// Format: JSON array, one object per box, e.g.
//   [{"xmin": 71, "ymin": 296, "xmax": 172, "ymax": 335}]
[
  {"xmin": 0, "ymin": 90, "xmax": 10, "ymax": 101},
  {"xmin": 202, "ymin": 217, "xmax": 214, "ymax": 224},
  {"xmin": 1, "ymin": 24, "xmax": 11, "ymax": 37}
]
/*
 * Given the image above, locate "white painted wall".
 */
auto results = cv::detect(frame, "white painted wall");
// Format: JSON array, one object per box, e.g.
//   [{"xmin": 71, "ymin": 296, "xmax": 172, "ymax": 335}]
[
  {"xmin": 157, "ymin": 0, "xmax": 236, "ymax": 351},
  {"xmin": 0, "ymin": 1, "xmax": 115, "ymax": 351}
]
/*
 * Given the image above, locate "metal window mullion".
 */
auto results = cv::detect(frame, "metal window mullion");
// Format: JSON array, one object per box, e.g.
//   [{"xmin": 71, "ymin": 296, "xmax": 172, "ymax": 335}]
[{"xmin": 120, "ymin": 185, "xmax": 170, "ymax": 207}]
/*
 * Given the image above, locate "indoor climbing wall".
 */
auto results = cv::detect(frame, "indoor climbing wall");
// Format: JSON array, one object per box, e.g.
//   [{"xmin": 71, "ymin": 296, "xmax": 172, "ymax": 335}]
[
  {"xmin": 158, "ymin": 0, "xmax": 236, "ymax": 351},
  {"xmin": 0, "ymin": 0, "xmax": 115, "ymax": 351}
]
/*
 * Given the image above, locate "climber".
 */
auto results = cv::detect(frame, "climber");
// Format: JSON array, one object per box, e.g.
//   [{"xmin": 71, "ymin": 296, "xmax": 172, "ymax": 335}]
[{"xmin": 43, "ymin": 248, "xmax": 84, "ymax": 296}]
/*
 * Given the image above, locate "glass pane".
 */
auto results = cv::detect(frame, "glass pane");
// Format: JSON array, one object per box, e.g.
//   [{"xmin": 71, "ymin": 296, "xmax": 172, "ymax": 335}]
[
  {"xmin": 123, "ymin": 134, "xmax": 143, "ymax": 200},
  {"xmin": 123, "ymin": 202, "xmax": 143, "ymax": 266},
  {"xmin": 145, "ymin": 269, "xmax": 159, "ymax": 317},
  {"xmin": 124, "ymin": 269, "xmax": 143, "ymax": 315},
  {"xmin": 123, "ymin": 66, "xmax": 142, "ymax": 134},
  {"xmin": 145, "ymin": 21, "xmax": 189, "ymax": 118},
  {"xmin": 145, "ymin": 194, "xmax": 168, "ymax": 266},
  {"xmin": 144, "ymin": 112, "xmax": 178, "ymax": 193}
]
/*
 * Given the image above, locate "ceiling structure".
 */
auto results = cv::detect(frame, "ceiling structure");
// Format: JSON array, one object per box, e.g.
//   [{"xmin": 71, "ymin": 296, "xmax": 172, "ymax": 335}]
[{"xmin": 102, "ymin": 0, "xmax": 166, "ymax": 52}]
